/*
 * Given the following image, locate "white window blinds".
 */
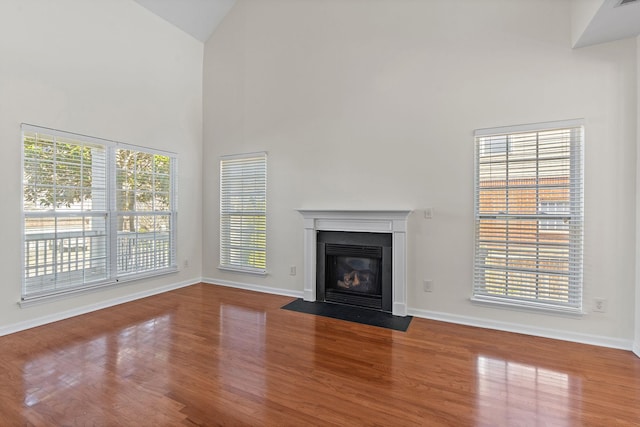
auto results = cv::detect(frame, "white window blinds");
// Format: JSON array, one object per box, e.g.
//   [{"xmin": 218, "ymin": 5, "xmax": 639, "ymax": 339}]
[
  {"xmin": 23, "ymin": 131, "xmax": 109, "ymax": 295},
  {"xmin": 115, "ymin": 149, "xmax": 176, "ymax": 276},
  {"xmin": 22, "ymin": 124, "xmax": 177, "ymax": 302},
  {"xmin": 473, "ymin": 120, "xmax": 584, "ymax": 312},
  {"xmin": 219, "ymin": 152, "xmax": 267, "ymax": 274}
]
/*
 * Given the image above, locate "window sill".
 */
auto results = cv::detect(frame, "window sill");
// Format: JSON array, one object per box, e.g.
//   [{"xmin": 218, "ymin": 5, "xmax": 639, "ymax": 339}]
[
  {"xmin": 470, "ymin": 295, "xmax": 585, "ymax": 317},
  {"xmin": 20, "ymin": 267, "xmax": 178, "ymax": 308},
  {"xmin": 218, "ymin": 265, "xmax": 267, "ymax": 277}
]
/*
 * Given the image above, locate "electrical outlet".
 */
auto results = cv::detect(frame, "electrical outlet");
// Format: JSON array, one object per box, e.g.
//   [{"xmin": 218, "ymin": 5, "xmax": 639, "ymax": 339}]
[
  {"xmin": 423, "ymin": 279, "xmax": 433, "ymax": 292},
  {"xmin": 593, "ymin": 298, "xmax": 607, "ymax": 313},
  {"xmin": 183, "ymin": 259, "xmax": 189, "ymax": 268},
  {"xmin": 290, "ymin": 265, "xmax": 297, "ymax": 276},
  {"xmin": 424, "ymin": 208, "xmax": 433, "ymax": 219}
]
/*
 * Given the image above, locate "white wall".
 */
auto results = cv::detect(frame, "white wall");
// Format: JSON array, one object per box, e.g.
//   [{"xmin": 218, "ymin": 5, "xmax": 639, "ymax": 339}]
[
  {"xmin": 635, "ymin": 35, "xmax": 640, "ymax": 358},
  {"xmin": 0, "ymin": 0, "xmax": 203, "ymax": 332},
  {"xmin": 203, "ymin": 0, "xmax": 638, "ymax": 348}
]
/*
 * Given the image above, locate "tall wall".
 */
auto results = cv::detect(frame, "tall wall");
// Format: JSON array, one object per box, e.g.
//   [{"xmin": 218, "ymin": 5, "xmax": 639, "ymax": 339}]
[
  {"xmin": 0, "ymin": 0, "xmax": 203, "ymax": 332},
  {"xmin": 203, "ymin": 0, "xmax": 638, "ymax": 348},
  {"xmin": 635, "ymin": 34, "xmax": 640, "ymax": 358}
]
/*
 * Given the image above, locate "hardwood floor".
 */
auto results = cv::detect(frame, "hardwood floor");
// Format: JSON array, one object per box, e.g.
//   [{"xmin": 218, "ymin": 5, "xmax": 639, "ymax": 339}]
[{"xmin": 1, "ymin": 283, "xmax": 639, "ymax": 426}]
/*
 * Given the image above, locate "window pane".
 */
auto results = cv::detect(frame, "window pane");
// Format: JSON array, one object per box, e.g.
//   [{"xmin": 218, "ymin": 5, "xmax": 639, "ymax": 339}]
[
  {"xmin": 116, "ymin": 151, "xmax": 172, "ymax": 212},
  {"xmin": 116, "ymin": 149, "xmax": 174, "ymax": 276},
  {"xmin": 24, "ymin": 214, "xmax": 108, "ymax": 296},
  {"xmin": 117, "ymin": 214, "xmax": 172, "ymax": 274},
  {"xmin": 23, "ymin": 132, "xmax": 106, "ymax": 212}
]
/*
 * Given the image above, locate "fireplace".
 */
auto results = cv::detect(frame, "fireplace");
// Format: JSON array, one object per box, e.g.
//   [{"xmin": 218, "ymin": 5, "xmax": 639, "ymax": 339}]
[
  {"xmin": 297, "ymin": 210, "xmax": 411, "ymax": 316},
  {"xmin": 317, "ymin": 231, "xmax": 392, "ymax": 312}
]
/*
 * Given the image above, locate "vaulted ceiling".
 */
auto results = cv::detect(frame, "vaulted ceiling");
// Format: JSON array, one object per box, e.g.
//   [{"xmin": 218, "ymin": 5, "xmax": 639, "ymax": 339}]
[
  {"xmin": 574, "ymin": 0, "xmax": 640, "ymax": 47},
  {"xmin": 134, "ymin": 0, "xmax": 235, "ymax": 42},
  {"xmin": 134, "ymin": 0, "xmax": 640, "ymax": 48}
]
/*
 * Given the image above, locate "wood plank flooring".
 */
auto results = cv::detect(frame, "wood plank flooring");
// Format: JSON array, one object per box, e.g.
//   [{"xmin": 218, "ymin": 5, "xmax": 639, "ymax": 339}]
[{"xmin": 0, "ymin": 283, "xmax": 639, "ymax": 426}]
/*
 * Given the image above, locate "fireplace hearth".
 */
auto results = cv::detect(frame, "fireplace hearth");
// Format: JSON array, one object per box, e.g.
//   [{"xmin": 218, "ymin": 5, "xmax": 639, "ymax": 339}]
[{"xmin": 317, "ymin": 231, "xmax": 392, "ymax": 312}]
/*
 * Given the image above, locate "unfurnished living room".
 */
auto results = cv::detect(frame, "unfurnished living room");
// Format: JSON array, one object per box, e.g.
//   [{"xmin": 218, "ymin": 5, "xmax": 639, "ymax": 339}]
[{"xmin": 2, "ymin": 0, "xmax": 640, "ymax": 425}]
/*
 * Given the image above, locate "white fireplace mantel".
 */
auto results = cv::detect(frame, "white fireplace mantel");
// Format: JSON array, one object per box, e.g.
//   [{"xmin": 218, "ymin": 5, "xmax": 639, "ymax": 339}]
[{"xmin": 297, "ymin": 210, "xmax": 412, "ymax": 316}]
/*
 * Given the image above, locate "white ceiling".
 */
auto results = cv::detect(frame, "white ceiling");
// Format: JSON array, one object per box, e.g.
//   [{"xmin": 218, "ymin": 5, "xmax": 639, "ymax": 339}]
[
  {"xmin": 134, "ymin": 0, "xmax": 640, "ymax": 48},
  {"xmin": 134, "ymin": 0, "xmax": 236, "ymax": 43},
  {"xmin": 575, "ymin": 0, "xmax": 640, "ymax": 48}
]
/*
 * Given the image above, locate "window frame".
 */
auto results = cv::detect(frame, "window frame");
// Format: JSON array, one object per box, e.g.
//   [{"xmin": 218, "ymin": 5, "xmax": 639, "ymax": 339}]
[
  {"xmin": 472, "ymin": 119, "xmax": 584, "ymax": 314},
  {"xmin": 219, "ymin": 152, "xmax": 267, "ymax": 275},
  {"xmin": 21, "ymin": 124, "xmax": 178, "ymax": 304}
]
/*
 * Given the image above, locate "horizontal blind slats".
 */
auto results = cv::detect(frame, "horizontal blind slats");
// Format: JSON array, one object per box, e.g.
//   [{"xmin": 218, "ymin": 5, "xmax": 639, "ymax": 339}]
[
  {"xmin": 220, "ymin": 153, "xmax": 267, "ymax": 272},
  {"xmin": 473, "ymin": 123, "xmax": 584, "ymax": 311},
  {"xmin": 22, "ymin": 125, "xmax": 178, "ymax": 300}
]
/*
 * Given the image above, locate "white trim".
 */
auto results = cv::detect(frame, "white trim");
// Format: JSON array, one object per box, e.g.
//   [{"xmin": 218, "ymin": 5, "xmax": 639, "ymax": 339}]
[
  {"xmin": 197, "ymin": 282, "xmax": 633, "ymax": 352},
  {"xmin": 2, "ymin": 279, "xmax": 199, "ymax": 338},
  {"xmin": 219, "ymin": 152, "xmax": 267, "ymax": 272},
  {"xmin": 202, "ymin": 277, "xmax": 304, "ymax": 299},
  {"xmin": 8, "ymin": 277, "xmax": 632, "ymax": 353},
  {"xmin": 470, "ymin": 295, "xmax": 585, "ymax": 316},
  {"xmin": 217, "ymin": 265, "xmax": 267, "ymax": 276},
  {"xmin": 20, "ymin": 268, "xmax": 180, "ymax": 308},
  {"xmin": 408, "ymin": 307, "xmax": 633, "ymax": 351},
  {"xmin": 220, "ymin": 151, "xmax": 267, "ymax": 161},
  {"xmin": 297, "ymin": 209, "xmax": 412, "ymax": 316},
  {"xmin": 633, "ymin": 342, "xmax": 640, "ymax": 358},
  {"xmin": 474, "ymin": 118, "xmax": 585, "ymax": 137},
  {"xmin": 21, "ymin": 123, "xmax": 177, "ymax": 157}
]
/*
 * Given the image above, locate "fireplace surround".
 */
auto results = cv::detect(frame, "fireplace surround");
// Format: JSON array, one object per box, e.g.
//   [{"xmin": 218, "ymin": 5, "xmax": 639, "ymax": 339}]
[{"xmin": 297, "ymin": 210, "xmax": 412, "ymax": 316}]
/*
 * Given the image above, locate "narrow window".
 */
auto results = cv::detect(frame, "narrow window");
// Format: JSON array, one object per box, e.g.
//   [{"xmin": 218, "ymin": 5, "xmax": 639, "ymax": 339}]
[
  {"xmin": 219, "ymin": 152, "xmax": 267, "ymax": 274},
  {"xmin": 473, "ymin": 120, "xmax": 584, "ymax": 312}
]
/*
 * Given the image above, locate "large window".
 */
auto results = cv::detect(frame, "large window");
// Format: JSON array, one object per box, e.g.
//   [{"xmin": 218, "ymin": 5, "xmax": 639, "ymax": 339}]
[
  {"xmin": 22, "ymin": 124, "xmax": 177, "ymax": 302},
  {"xmin": 219, "ymin": 152, "xmax": 267, "ymax": 274},
  {"xmin": 473, "ymin": 120, "xmax": 584, "ymax": 312}
]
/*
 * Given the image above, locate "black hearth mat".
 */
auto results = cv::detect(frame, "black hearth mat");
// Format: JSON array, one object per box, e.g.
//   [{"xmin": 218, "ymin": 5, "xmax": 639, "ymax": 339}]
[{"xmin": 281, "ymin": 299, "xmax": 412, "ymax": 332}]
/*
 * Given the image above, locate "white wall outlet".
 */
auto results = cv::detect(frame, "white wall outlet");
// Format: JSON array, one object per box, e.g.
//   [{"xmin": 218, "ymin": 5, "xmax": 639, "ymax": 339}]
[
  {"xmin": 183, "ymin": 259, "xmax": 189, "ymax": 268},
  {"xmin": 423, "ymin": 279, "xmax": 433, "ymax": 292},
  {"xmin": 290, "ymin": 265, "xmax": 297, "ymax": 276},
  {"xmin": 424, "ymin": 208, "xmax": 433, "ymax": 219},
  {"xmin": 593, "ymin": 298, "xmax": 607, "ymax": 313}
]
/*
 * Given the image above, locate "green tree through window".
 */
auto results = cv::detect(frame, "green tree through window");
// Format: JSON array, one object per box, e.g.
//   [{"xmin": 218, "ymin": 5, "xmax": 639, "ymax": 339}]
[{"xmin": 22, "ymin": 124, "xmax": 177, "ymax": 301}]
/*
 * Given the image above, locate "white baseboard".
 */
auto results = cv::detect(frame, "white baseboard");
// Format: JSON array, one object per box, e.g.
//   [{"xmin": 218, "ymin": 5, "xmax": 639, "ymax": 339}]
[
  {"xmin": 0, "ymin": 279, "xmax": 200, "ymax": 338},
  {"xmin": 205, "ymin": 278, "xmax": 633, "ymax": 351},
  {"xmin": 633, "ymin": 342, "xmax": 640, "ymax": 358},
  {"xmin": 408, "ymin": 307, "xmax": 634, "ymax": 351},
  {"xmin": 202, "ymin": 277, "xmax": 304, "ymax": 299},
  {"xmin": 10, "ymin": 275, "xmax": 630, "ymax": 352}
]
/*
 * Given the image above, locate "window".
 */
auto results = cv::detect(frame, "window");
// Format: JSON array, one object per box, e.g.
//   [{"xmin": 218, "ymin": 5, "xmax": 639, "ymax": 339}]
[
  {"xmin": 473, "ymin": 120, "xmax": 584, "ymax": 312},
  {"xmin": 22, "ymin": 124, "xmax": 177, "ymax": 302},
  {"xmin": 219, "ymin": 152, "xmax": 267, "ymax": 274}
]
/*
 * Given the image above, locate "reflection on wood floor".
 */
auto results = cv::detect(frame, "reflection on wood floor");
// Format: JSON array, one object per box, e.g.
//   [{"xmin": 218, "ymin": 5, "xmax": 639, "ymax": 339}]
[{"xmin": 0, "ymin": 283, "xmax": 639, "ymax": 426}]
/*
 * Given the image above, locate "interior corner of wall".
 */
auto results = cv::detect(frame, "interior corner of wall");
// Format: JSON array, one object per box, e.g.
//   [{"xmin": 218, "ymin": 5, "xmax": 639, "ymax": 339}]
[{"xmin": 570, "ymin": 0, "xmax": 606, "ymax": 49}]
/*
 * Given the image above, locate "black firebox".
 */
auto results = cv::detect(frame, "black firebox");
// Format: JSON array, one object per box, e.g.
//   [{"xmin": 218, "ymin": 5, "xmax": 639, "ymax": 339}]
[{"xmin": 316, "ymin": 231, "xmax": 392, "ymax": 312}]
